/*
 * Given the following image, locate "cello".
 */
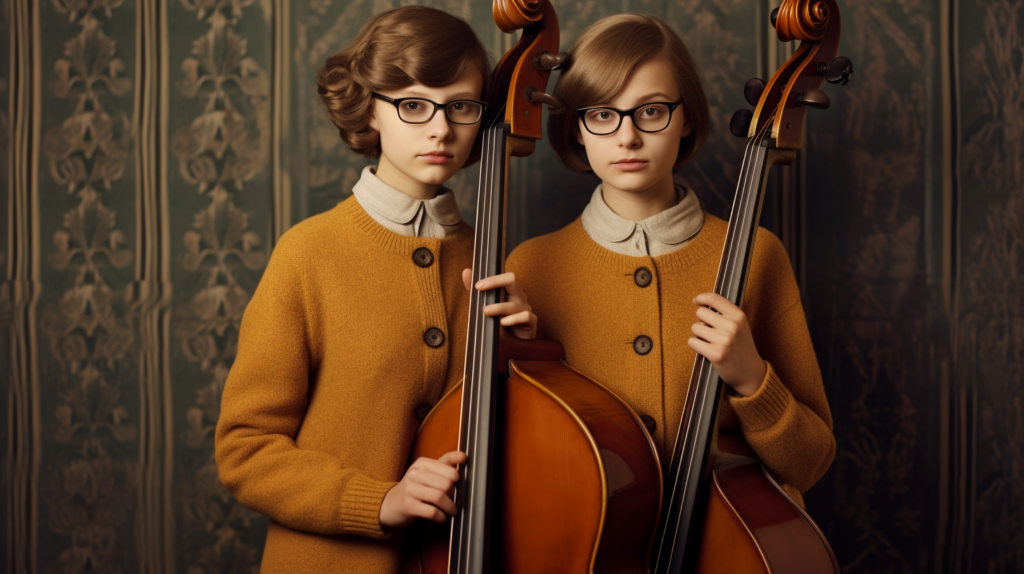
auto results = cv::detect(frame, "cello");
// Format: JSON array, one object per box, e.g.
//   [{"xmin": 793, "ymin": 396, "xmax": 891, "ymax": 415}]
[
  {"xmin": 651, "ymin": 1, "xmax": 852, "ymax": 573},
  {"xmin": 407, "ymin": 0, "xmax": 663, "ymax": 572}
]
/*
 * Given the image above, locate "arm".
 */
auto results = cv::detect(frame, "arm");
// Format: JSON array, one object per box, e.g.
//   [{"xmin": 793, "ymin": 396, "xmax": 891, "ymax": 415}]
[
  {"xmin": 215, "ymin": 249, "xmax": 398, "ymax": 537},
  {"xmin": 725, "ymin": 297, "xmax": 835, "ymax": 492},
  {"xmin": 688, "ymin": 242, "xmax": 835, "ymax": 492}
]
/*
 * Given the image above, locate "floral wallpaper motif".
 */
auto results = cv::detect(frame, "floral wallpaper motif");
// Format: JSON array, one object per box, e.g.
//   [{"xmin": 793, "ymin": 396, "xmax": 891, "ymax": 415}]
[
  {"xmin": 171, "ymin": 0, "xmax": 268, "ymax": 571},
  {"xmin": 800, "ymin": 0, "xmax": 939, "ymax": 572},
  {"xmin": 38, "ymin": 0, "xmax": 137, "ymax": 571},
  {"xmin": 957, "ymin": 0, "xmax": 1024, "ymax": 570}
]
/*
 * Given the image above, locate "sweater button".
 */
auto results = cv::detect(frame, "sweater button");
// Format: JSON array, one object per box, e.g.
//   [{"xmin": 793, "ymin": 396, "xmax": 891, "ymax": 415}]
[
  {"xmin": 413, "ymin": 247, "xmax": 434, "ymax": 268},
  {"xmin": 634, "ymin": 266, "xmax": 652, "ymax": 288},
  {"xmin": 640, "ymin": 414, "xmax": 657, "ymax": 434},
  {"xmin": 633, "ymin": 335, "xmax": 653, "ymax": 355},
  {"xmin": 424, "ymin": 327, "xmax": 445, "ymax": 348},
  {"xmin": 413, "ymin": 402, "xmax": 433, "ymax": 422}
]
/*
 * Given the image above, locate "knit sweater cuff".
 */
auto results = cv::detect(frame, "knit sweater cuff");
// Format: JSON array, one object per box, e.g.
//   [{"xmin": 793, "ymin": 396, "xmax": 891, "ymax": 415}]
[
  {"xmin": 727, "ymin": 361, "xmax": 795, "ymax": 432},
  {"xmin": 339, "ymin": 474, "xmax": 398, "ymax": 539}
]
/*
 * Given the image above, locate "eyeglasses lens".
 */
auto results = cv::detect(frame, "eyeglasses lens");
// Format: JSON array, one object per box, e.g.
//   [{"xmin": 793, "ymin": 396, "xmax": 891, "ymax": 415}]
[
  {"xmin": 397, "ymin": 99, "xmax": 483, "ymax": 124},
  {"xmin": 584, "ymin": 103, "xmax": 672, "ymax": 135}
]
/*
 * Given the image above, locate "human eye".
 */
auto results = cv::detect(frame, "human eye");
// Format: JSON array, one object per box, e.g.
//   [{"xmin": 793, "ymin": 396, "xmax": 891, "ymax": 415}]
[
  {"xmin": 639, "ymin": 105, "xmax": 664, "ymax": 118},
  {"xmin": 586, "ymin": 109, "xmax": 616, "ymax": 124}
]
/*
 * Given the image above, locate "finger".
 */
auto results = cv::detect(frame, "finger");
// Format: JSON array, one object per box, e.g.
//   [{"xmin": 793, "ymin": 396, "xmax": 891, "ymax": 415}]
[
  {"xmin": 462, "ymin": 268, "xmax": 473, "ymax": 292},
  {"xmin": 693, "ymin": 292, "xmax": 741, "ymax": 318},
  {"xmin": 408, "ymin": 468, "xmax": 455, "ymax": 493},
  {"xmin": 475, "ymin": 272, "xmax": 517, "ymax": 292},
  {"xmin": 687, "ymin": 337, "xmax": 722, "ymax": 363},
  {"xmin": 500, "ymin": 310, "xmax": 534, "ymax": 327},
  {"xmin": 695, "ymin": 307, "xmax": 736, "ymax": 332},
  {"xmin": 691, "ymin": 322, "xmax": 727, "ymax": 344},
  {"xmin": 482, "ymin": 302, "xmax": 523, "ymax": 317},
  {"xmin": 438, "ymin": 450, "xmax": 468, "ymax": 467},
  {"xmin": 409, "ymin": 500, "xmax": 448, "ymax": 523},
  {"xmin": 412, "ymin": 456, "xmax": 462, "ymax": 482},
  {"xmin": 408, "ymin": 483, "xmax": 458, "ymax": 517}
]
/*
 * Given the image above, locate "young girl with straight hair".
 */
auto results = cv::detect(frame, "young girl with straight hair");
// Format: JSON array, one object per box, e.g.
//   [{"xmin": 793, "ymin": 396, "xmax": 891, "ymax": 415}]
[
  {"xmin": 216, "ymin": 7, "xmax": 535, "ymax": 572},
  {"xmin": 507, "ymin": 13, "xmax": 835, "ymax": 506}
]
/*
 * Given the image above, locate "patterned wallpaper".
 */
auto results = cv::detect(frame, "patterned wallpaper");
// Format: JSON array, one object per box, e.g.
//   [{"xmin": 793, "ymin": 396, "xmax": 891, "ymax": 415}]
[{"xmin": 3, "ymin": 0, "xmax": 1022, "ymax": 573}]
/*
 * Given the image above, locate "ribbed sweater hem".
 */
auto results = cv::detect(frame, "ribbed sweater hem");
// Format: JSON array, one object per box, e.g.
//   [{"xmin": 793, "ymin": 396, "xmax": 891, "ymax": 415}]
[
  {"xmin": 728, "ymin": 361, "xmax": 795, "ymax": 431},
  {"xmin": 338, "ymin": 474, "xmax": 398, "ymax": 539}
]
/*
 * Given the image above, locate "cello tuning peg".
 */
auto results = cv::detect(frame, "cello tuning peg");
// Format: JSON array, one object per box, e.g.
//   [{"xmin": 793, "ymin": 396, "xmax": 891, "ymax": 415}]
[
  {"xmin": 818, "ymin": 57, "xmax": 854, "ymax": 86},
  {"xmin": 743, "ymin": 78, "xmax": 765, "ymax": 106},
  {"xmin": 729, "ymin": 108, "xmax": 753, "ymax": 138},
  {"xmin": 535, "ymin": 51, "xmax": 568, "ymax": 71},
  {"xmin": 796, "ymin": 90, "xmax": 830, "ymax": 109},
  {"xmin": 525, "ymin": 87, "xmax": 565, "ymax": 113},
  {"xmin": 770, "ymin": 7, "xmax": 779, "ymax": 28}
]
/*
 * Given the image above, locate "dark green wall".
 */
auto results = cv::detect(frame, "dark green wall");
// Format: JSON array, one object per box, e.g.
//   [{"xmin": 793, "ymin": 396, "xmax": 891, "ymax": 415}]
[{"xmin": 3, "ymin": 0, "xmax": 1021, "ymax": 572}]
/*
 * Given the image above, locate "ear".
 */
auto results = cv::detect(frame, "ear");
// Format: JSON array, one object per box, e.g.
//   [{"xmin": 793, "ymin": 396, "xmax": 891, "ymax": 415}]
[
  {"xmin": 368, "ymin": 104, "xmax": 379, "ymax": 131},
  {"xmin": 680, "ymin": 120, "xmax": 693, "ymax": 138},
  {"xmin": 574, "ymin": 123, "xmax": 585, "ymax": 146}
]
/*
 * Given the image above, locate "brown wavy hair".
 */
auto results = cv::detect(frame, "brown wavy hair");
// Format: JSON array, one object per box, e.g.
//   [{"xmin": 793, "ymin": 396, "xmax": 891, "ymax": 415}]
[
  {"xmin": 317, "ymin": 6, "xmax": 491, "ymax": 163},
  {"xmin": 548, "ymin": 14, "xmax": 710, "ymax": 173}
]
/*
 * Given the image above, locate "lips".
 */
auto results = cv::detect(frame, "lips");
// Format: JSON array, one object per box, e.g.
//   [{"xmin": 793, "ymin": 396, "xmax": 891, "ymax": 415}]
[
  {"xmin": 613, "ymin": 158, "xmax": 649, "ymax": 171},
  {"xmin": 420, "ymin": 151, "xmax": 454, "ymax": 165}
]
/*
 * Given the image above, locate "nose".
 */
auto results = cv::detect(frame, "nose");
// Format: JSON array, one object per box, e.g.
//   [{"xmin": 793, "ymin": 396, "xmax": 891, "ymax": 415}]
[
  {"xmin": 617, "ymin": 116, "xmax": 642, "ymax": 149},
  {"xmin": 427, "ymin": 108, "xmax": 454, "ymax": 141}
]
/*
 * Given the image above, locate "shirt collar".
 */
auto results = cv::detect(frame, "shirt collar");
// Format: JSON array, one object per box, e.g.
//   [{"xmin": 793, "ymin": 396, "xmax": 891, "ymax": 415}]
[
  {"xmin": 581, "ymin": 183, "xmax": 704, "ymax": 246},
  {"xmin": 351, "ymin": 166, "xmax": 463, "ymax": 228}
]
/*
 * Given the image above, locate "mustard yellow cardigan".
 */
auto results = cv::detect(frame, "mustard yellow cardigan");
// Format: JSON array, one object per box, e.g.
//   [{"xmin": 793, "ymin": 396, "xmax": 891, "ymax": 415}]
[
  {"xmin": 506, "ymin": 213, "xmax": 835, "ymax": 505},
  {"xmin": 216, "ymin": 197, "xmax": 473, "ymax": 573}
]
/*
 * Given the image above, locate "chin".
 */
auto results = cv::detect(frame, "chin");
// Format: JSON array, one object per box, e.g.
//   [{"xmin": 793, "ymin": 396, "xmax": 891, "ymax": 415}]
[
  {"xmin": 415, "ymin": 166, "xmax": 458, "ymax": 186},
  {"xmin": 601, "ymin": 174, "xmax": 659, "ymax": 194}
]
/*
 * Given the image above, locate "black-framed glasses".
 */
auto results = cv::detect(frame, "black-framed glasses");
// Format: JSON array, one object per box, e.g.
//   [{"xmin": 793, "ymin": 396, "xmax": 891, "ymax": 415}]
[
  {"xmin": 371, "ymin": 92, "xmax": 488, "ymax": 125},
  {"xmin": 577, "ymin": 100, "xmax": 684, "ymax": 136}
]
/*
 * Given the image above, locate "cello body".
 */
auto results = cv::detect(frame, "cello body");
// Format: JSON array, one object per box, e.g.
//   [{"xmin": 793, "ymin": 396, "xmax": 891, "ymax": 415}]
[
  {"xmin": 688, "ymin": 435, "xmax": 837, "ymax": 574},
  {"xmin": 409, "ymin": 355, "xmax": 662, "ymax": 573}
]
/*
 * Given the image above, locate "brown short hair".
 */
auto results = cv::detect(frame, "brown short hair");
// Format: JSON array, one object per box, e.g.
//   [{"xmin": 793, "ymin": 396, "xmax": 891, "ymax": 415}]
[
  {"xmin": 317, "ymin": 6, "xmax": 490, "ymax": 162},
  {"xmin": 548, "ymin": 14, "xmax": 710, "ymax": 173}
]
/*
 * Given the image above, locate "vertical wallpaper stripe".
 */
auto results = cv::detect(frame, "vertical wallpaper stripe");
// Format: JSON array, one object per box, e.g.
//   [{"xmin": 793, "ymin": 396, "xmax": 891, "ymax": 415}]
[
  {"xmin": 136, "ymin": 0, "xmax": 175, "ymax": 571},
  {"xmin": 272, "ymin": 0, "xmax": 291, "ymax": 244},
  {"xmin": 7, "ymin": 0, "xmax": 42, "ymax": 569}
]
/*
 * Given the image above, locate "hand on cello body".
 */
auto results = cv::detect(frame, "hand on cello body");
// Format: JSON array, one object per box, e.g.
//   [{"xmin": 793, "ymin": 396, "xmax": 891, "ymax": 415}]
[
  {"xmin": 462, "ymin": 269, "xmax": 538, "ymax": 340},
  {"xmin": 380, "ymin": 450, "xmax": 466, "ymax": 527}
]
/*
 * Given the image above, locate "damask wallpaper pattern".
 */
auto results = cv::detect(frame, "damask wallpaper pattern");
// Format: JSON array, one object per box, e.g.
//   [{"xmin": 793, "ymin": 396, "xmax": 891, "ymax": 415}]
[{"xmin": 3, "ymin": 0, "xmax": 1023, "ymax": 573}]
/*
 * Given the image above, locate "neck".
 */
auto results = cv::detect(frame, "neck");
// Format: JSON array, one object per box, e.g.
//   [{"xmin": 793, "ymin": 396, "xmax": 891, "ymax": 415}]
[
  {"xmin": 374, "ymin": 156, "xmax": 442, "ymax": 200},
  {"xmin": 601, "ymin": 171, "xmax": 678, "ymax": 221}
]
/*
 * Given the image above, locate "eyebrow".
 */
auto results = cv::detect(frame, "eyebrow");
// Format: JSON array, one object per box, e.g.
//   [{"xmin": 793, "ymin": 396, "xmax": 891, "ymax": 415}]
[
  {"xmin": 632, "ymin": 92, "xmax": 674, "ymax": 104},
  {"xmin": 399, "ymin": 90, "xmax": 479, "ymax": 101}
]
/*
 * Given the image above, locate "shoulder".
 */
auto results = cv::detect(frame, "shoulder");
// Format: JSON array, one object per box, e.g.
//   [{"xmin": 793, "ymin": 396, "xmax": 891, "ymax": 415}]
[
  {"xmin": 746, "ymin": 226, "xmax": 801, "ymax": 318},
  {"xmin": 508, "ymin": 220, "xmax": 581, "ymax": 265},
  {"xmin": 274, "ymin": 199, "xmax": 353, "ymax": 256},
  {"xmin": 256, "ymin": 200, "xmax": 356, "ymax": 294}
]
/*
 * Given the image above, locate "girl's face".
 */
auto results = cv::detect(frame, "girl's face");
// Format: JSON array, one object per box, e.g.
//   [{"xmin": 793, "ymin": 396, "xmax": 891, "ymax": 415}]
[
  {"xmin": 370, "ymin": 66, "xmax": 485, "ymax": 199},
  {"xmin": 575, "ymin": 58, "xmax": 692, "ymax": 199}
]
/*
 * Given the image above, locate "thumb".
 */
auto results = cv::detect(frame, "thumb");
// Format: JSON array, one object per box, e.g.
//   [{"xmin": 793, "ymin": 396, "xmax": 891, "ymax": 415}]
[{"xmin": 462, "ymin": 268, "xmax": 473, "ymax": 292}]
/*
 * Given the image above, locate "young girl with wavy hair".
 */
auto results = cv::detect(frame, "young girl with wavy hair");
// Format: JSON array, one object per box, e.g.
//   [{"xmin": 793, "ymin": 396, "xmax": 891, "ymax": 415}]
[
  {"xmin": 216, "ymin": 7, "xmax": 535, "ymax": 572},
  {"xmin": 507, "ymin": 14, "xmax": 835, "ymax": 507}
]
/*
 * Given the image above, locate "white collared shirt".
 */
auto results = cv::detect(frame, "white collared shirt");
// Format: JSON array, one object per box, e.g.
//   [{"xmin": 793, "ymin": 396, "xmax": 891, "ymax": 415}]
[
  {"xmin": 351, "ymin": 166, "xmax": 464, "ymax": 238},
  {"xmin": 580, "ymin": 183, "xmax": 705, "ymax": 257}
]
